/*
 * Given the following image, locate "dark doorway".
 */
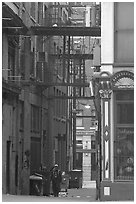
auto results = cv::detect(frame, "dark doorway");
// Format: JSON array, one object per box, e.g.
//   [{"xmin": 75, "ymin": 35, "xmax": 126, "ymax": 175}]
[
  {"xmin": 30, "ymin": 137, "xmax": 41, "ymax": 174},
  {"xmin": 91, "ymin": 152, "xmax": 97, "ymax": 180}
]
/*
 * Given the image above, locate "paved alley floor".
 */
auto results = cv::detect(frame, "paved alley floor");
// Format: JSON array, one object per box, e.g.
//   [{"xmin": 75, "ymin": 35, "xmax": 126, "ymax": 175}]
[{"xmin": 2, "ymin": 188, "xmax": 97, "ymax": 202}]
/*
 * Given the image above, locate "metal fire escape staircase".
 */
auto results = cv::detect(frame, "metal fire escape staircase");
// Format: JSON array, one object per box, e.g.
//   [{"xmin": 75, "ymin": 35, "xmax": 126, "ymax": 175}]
[
  {"xmin": 2, "ymin": 3, "xmax": 101, "ymax": 100},
  {"xmin": 2, "ymin": 2, "xmax": 101, "ymax": 171},
  {"xmin": 28, "ymin": 26, "xmax": 100, "ymax": 99}
]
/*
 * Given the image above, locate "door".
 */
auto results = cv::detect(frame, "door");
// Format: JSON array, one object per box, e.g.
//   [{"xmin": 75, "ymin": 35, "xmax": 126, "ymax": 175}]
[{"xmin": 30, "ymin": 137, "xmax": 41, "ymax": 174}]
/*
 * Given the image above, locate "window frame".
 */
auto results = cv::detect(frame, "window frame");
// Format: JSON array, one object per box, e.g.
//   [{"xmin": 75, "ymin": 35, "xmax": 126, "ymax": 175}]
[
  {"xmin": 114, "ymin": 90, "xmax": 134, "ymax": 181},
  {"xmin": 31, "ymin": 104, "xmax": 40, "ymax": 133},
  {"xmin": 114, "ymin": 2, "xmax": 134, "ymax": 64},
  {"xmin": 8, "ymin": 42, "xmax": 16, "ymax": 79}
]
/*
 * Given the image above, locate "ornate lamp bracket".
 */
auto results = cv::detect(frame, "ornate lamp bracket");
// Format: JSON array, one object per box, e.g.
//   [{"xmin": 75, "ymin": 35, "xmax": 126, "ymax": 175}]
[
  {"xmin": 98, "ymin": 71, "xmax": 112, "ymax": 99},
  {"xmin": 99, "ymin": 89, "xmax": 112, "ymax": 99}
]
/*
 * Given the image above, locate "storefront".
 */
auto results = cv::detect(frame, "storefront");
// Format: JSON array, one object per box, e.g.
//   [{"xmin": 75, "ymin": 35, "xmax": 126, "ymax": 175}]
[
  {"xmin": 95, "ymin": 2, "xmax": 134, "ymax": 201},
  {"xmin": 96, "ymin": 70, "xmax": 134, "ymax": 201}
]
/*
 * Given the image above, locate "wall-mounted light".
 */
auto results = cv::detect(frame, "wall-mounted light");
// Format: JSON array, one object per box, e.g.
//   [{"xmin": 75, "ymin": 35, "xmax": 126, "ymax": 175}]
[
  {"xmin": 84, "ymin": 104, "xmax": 91, "ymax": 109},
  {"xmin": 78, "ymin": 101, "xmax": 91, "ymax": 109}
]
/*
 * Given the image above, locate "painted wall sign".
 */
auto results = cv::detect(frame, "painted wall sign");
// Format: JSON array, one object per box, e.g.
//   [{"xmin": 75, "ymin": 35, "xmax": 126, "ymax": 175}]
[{"xmin": 112, "ymin": 71, "xmax": 134, "ymax": 89}]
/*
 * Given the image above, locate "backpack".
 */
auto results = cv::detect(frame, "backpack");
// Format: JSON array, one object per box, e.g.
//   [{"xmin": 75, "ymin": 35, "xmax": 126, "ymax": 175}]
[
  {"xmin": 53, "ymin": 169, "xmax": 59, "ymax": 179},
  {"xmin": 52, "ymin": 169, "xmax": 62, "ymax": 182}
]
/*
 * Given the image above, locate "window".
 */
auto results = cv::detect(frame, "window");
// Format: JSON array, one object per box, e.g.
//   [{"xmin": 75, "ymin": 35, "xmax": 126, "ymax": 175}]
[
  {"xmin": 114, "ymin": 91, "xmax": 134, "ymax": 180},
  {"xmin": 31, "ymin": 105, "xmax": 40, "ymax": 132},
  {"xmin": 20, "ymin": 101, "xmax": 24, "ymax": 130},
  {"xmin": 117, "ymin": 104, "xmax": 134, "ymax": 124},
  {"xmin": 36, "ymin": 62, "xmax": 46, "ymax": 82},
  {"xmin": 76, "ymin": 140, "xmax": 83, "ymax": 149},
  {"xmin": 91, "ymin": 153, "xmax": 96, "ymax": 170},
  {"xmin": 38, "ymin": 2, "xmax": 43, "ymax": 25},
  {"xmin": 30, "ymin": 51, "xmax": 35, "ymax": 77},
  {"xmin": 76, "ymin": 152, "xmax": 82, "ymax": 170},
  {"xmin": 30, "ymin": 2, "xmax": 36, "ymax": 20},
  {"xmin": 62, "ymin": 10, "xmax": 67, "ymax": 22},
  {"xmin": 76, "ymin": 111, "xmax": 83, "ymax": 127},
  {"xmin": 114, "ymin": 2, "xmax": 134, "ymax": 63},
  {"xmin": 91, "ymin": 140, "xmax": 95, "ymax": 149},
  {"xmin": 8, "ymin": 41, "xmax": 15, "ymax": 80}
]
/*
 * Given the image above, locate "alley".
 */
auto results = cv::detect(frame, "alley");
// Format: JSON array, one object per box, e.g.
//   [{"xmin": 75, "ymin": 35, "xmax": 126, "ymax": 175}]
[
  {"xmin": 2, "ymin": 2, "xmax": 134, "ymax": 201},
  {"xmin": 2, "ymin": 188, "xmax": 97, "ymax": 202}
]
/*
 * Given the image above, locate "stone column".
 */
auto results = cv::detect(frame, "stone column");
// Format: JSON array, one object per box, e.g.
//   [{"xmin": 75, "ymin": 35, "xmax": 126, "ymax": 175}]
[
  {"xmin": 99, "ymin": 89, "xmax": 112, "ymax": 181},
  {"xmin": 98, "ymin": 73, "xmax": 112, "ymax": 197}
]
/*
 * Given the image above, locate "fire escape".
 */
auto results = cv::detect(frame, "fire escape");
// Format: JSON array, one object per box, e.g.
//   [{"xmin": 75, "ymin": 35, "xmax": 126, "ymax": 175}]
[
  {"xmin": 2, "ymin": 2, "xmax": 101, "ymax": 169},
  {"xmin": 27, "ymin": 3, "xmax": 101, "ymax": 169}
]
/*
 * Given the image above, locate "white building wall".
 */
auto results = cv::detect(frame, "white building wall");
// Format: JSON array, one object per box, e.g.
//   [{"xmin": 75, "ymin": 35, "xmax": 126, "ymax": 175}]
[
  {"xmin": 100, "ymin": 2, "xmax": 115, "ymax": 182},
  {"xmin": 101, "ymin": 2, "xmax": 114, "ymax": 74},
  {"xmin": 85, "ymin": 6, "xmax": 91, "ymax": 27}
]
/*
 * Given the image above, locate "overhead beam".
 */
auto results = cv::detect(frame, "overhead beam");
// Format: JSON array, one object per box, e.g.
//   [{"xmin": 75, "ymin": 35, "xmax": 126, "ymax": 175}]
[
  {"xmin": 48, "ymin": 96, "xmax": 95, "ymax": 100},
  {"xmin": 30, "ymin": 26, "xmax": 101, "ymax": 37},
  {"xmin": 21, "ymin": 81, "xmax": 90, "ymax": 87},
  {"xmin": 35, "ymin": 82, "xmax": 89, "ymax": 87},
  {"xmin": 76, "ymin": 115, "xmax": 96, "ymax": 118},
  {"xmin": 72, "ymin": 115, "xmax": 96, "ymax": 119},
  {"xmin": 77, "ymin": 149, "xmax": 97, "ymax": 153},
  {"xmin": 49, "ymin": 53, "xmax": 93, "ymax": 60},
  {"xmin": 49, "ymin": 4, "xmax": 86, "ymax": 8}
]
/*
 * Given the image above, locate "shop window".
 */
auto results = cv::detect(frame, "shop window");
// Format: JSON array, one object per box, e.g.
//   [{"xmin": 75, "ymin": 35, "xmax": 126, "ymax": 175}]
[
  {"xmin": 117, "ymin": 104, "xmax": 134, "ymax": 124},
  {"xmin": 114, "ymin": 91, "xmax": 134, "ymax": 180}
]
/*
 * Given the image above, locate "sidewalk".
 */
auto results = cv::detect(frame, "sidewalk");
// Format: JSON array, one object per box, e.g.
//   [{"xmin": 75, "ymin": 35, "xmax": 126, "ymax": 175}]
[{"xmin": 67, "ymin": 188, "xmax": 96, "ymax": 201}]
